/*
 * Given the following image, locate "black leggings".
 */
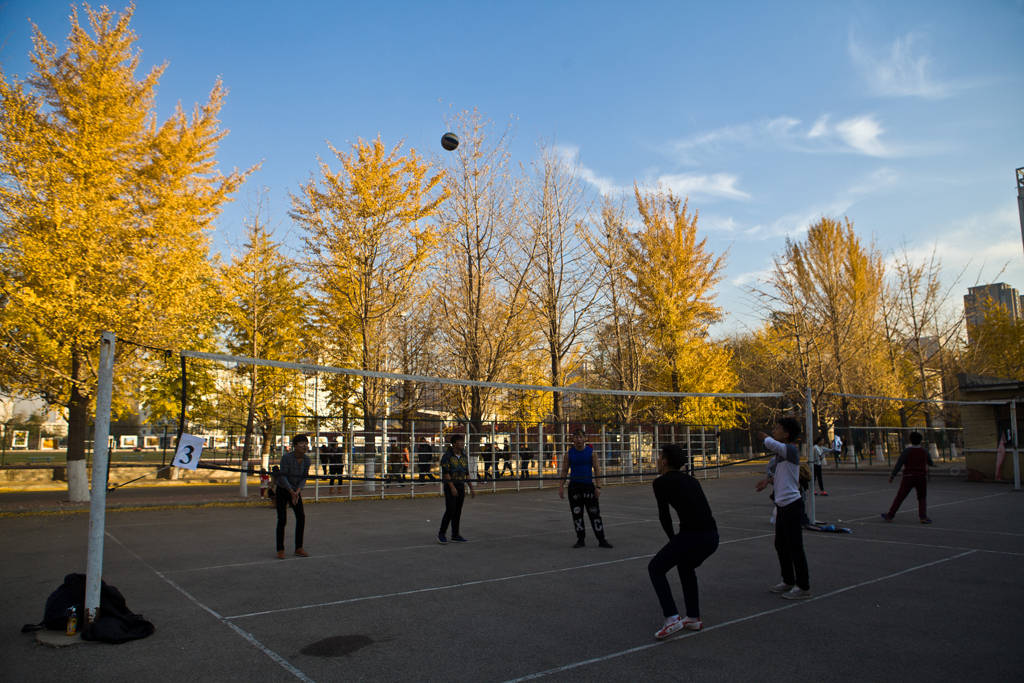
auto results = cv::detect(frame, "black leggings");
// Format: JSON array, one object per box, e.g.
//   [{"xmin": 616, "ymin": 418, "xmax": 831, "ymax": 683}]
[
  {"xmin": 813, "ymin": 463, "xmax": 825, "ymax": 491},
  {"xmin": 275, "ymin": 487, "xmax": 305, "ymax": 551},
  {"xmin": 648, "ymin": 530, "xmax": 719, "ymax": 618},
  {"xmin": 775, "ymin": 500, "xmax": 809, "ymax": 590},
  {"xmin": 568, "ymin": 482, "xmax": 606, "ymax": 540},
  {"xmin": 439, "ymin": 483, "xmax": 466, "ymax": 536}
]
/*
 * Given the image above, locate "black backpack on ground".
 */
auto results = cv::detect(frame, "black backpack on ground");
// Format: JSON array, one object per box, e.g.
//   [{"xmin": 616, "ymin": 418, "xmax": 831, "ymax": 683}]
[{"xmin": 21, "ymin": 573, "xmax": 155, "ymax": 644}]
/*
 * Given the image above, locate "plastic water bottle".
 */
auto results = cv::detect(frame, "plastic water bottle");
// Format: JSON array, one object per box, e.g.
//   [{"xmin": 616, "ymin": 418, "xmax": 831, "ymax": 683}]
[{"xmin": 65, "ymin": 606, "xmax": 78, "ymax": 636}]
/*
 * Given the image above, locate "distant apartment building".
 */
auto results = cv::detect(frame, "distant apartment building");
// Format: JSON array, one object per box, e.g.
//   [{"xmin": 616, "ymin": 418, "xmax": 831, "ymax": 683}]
[{"xmin": 964, "ymin": 283, "xmax": 1023, "ymax": 340}]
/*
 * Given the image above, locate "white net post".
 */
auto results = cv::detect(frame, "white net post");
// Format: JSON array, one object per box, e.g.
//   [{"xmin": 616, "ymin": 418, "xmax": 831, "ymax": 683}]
[
  {"xmin": 410, "ymin": 421, "xmax": 417, "ymax": 497},
  {"xmin": 620, "ymin": 424, "xmax": 626, "ymax": 484},
  {"xmin": 805, "ymin": 387, "xmax": 815, "ymax": 524},
  {"xmin": 347, "ymin": 424, "xmax": 354, "ymax": 500},
  {"xmin": 515, "ymin": 424, "xmax": 521, "ymax": 492},
  {"xmin": 716, "ymin": 426, "xmax": 721, "ymax": 478},
  {"xmin": 600, "ymin": 424, "xmax": 606, "ymax": 488},
  {"xmin": 537, "ymin": 422, "xmax": 544, "ymax": 489},
  {"xmin": 86, "ymin": 331, "xmax": 116, "ymax": 624},
  {"xmin": 381, "ymin": 411, "xmax": 389, "ymax": 500},
  {"xmin": 313, "ymin": 384, "xmax": 320, "ymax": 501}
]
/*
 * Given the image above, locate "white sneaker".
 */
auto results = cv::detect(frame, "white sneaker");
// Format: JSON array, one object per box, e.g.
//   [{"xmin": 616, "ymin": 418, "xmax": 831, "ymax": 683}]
[
  {"xmin": 654, "ymin": 615, "xmax": 685, "ymax": 640},
  {"xmin": 681, "ymin": 616, "xmax": 703, "ymax": 631},
  {"xmin": 769, "ymin": 582, "xmax": 793, "ymax": 594},
  {"xmin": 781, "ymin": 586, "xmax": 811, "ymax": 600}
]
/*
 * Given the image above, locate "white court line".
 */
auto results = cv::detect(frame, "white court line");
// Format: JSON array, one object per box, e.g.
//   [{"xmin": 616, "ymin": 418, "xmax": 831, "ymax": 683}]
[
  {"xmin": 813, "ymin": 531, "xmax": 1024, "ymax": 557},
  {"xmin": 172, "ymin": 518, "xmax": 658, "ymax": 574},
  {"xmin": 844, "ymin": 490, "xmax": 1009, "ymax": 523},
  {"xmin": 105, "ymin": 532, "xmax": 313, "ymax": 683},
  {"xmin": 713, "ymin": 489, "xmax": 887, "ymax": 518},
  {"xmin": 225, "ymin": 532, "xmax": 774, "ymax": 620},
  {"xmin": 717, "ymin": 524, "xmax": 779, "ymax": 534},
  {"xmin": 504, "ymin": 549, "xmax": 978, "ymax": 682},
  {"xmin": 921, "ymin": 526, "xmax": 1024, "ymax": 538}
]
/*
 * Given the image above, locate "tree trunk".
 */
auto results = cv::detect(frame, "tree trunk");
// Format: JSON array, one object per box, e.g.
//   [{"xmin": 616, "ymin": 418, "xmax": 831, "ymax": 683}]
[
  {"xmin": 66, "ymin": 346, "xmax": 91, "ymax": 502},
  {"xmin": 470, "ymin": 386, "xmax": 484, "ymax": 474},
  {"xmin": 550, "ymin": 349, "xmax": 563, "ymax": 431}
]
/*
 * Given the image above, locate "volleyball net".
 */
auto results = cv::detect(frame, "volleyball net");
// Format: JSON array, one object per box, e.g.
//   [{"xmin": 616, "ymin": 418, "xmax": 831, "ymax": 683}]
[
  {"xmin": 97, "ymin": 338, "xmax": 1020, "ymax": 497},
  {"xmin": 160, "ymin": 348, "xmax": 790, "ymax": 498}
]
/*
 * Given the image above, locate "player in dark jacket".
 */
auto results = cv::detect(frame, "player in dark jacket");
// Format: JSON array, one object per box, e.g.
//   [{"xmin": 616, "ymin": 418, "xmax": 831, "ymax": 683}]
[
  {"xmin": 648, "ymin": 443, "xmax": 719, "ymax": 640},
  {"xmin": 881, "ymin": 431, "xmax": 936, "ymax": 524}
]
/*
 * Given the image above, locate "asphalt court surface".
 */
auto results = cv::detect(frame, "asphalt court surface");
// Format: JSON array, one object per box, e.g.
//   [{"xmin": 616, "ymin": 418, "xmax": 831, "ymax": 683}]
[{"xmin": 4, "ymin": 473, "xmax": 1022, "ymax": 682}]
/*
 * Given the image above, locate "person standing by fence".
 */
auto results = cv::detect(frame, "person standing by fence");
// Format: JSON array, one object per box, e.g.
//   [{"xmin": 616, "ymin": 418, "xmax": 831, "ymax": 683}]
[
  {"xmin": 811, "ymin": 435, "xmax": 829, "ymax": 496},
  {"xmin": 416, "ymin": 436, "xmax": 436, "ymax": 481}
]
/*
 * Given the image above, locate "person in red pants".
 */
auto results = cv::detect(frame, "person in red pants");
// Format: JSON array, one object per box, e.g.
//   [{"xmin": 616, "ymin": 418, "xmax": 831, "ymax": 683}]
[{"xmin": 882, "ymin": 431, "xmax": 936, "ymax": 524}]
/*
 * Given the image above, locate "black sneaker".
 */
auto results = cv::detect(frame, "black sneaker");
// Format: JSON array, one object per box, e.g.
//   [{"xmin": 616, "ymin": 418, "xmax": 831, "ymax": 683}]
[
  {"xmin": 437, "ymin": 534, "xmax": 448, "ymax": 544},
  {"xmin": 573, "ymin": 538, "xmax": 585, "ymax": 548},
  {"xmin": 598, "ymin": 539, "xmax": 613, "ymax": 548},
  {"xmin": 451, "ymin": 535, "xmax": 469, "ymax": 542}
]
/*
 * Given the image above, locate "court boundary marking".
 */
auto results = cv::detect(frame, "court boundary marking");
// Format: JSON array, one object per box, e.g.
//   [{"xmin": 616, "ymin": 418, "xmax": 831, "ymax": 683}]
[
  {"xmin": 844, "ymin": 490, "xmax": 1009, "ymax": 523},
  {"xmin": 224, "ymin": 532, "xmax": 774, "ymax": 620},
  {"xmin": 172, "ymin": 517, "xmax": 659, "ymax": 574},
  {"xmin": 504, "ymin": 549, "xmax": 977, "ymax": 681},
  {"xmin": 106, "ymin": 531, "xmax": 313, "ymax": 682}
]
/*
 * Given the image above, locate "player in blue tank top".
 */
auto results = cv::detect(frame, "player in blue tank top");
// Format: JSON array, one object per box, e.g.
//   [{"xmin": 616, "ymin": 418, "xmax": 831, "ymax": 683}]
[{"xmin": 558, "ymin": 429, "xmax": 612, "ymax": 548}]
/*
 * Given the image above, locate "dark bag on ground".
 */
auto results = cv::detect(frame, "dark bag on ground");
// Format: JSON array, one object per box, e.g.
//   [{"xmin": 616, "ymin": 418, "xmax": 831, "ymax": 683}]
[{"xmin": 21, "ymin": 572, "xmax": 155, "ymax": 643}]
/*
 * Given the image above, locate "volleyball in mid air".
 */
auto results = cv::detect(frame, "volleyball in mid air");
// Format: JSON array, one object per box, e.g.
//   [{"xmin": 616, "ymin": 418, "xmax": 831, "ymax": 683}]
[{"xmin": 441, "ymin": 132, "xmax": 459, "ymax": 151}]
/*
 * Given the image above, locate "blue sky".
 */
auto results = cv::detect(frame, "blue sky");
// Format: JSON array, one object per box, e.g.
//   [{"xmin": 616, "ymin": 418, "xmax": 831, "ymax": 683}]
[{"xmin": 3, "ymin": 0, "xmax": 1023, "ymax": 335}]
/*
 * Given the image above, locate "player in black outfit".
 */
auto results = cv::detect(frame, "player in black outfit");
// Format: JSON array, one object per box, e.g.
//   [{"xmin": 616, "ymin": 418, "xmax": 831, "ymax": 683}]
[{"xmin": 648, "ymin": 443, "xmax": 720, "ymax": 640}]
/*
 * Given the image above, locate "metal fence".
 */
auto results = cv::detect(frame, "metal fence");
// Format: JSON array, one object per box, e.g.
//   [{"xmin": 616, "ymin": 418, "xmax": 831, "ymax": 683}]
[{"xmin": 260, "ymin": 417, "xmax": 725, "ymax": 501}]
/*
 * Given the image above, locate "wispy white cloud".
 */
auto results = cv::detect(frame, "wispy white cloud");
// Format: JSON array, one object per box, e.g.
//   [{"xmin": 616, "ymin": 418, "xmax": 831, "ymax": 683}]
[
  {"xmin": 731, "ymin": 266, "xmax": 774, "ymax": 287},
  {"xmin": 894, "ymin": 206, "xmax": 1024, "ymax": 285},
  {"xmin": 653, "ymin": 173, "xmax": 750, "ymax": 201},
  {"xmin": 698, "ymin": 214, "xmax": 740, "ymax": 234},
  {"xmin": 808, "ymin": 115, "xmax": 830, "ymax": 139},
  {"xmin": 846, "ymin": 167, "xmax": 899, "ymax": 196},
  {"xmin": 555, "ymin": 144, "xmax": 751, "ymax": 202},
  {"xmin": 673, "ymin": 117, "xmax": 799, "ymax": 162},
  {"xmin": 673, "ymin": 114, "xmax": 899, "ymax": 160},
  {"xmin": 740, "ymin": 167, "xmax": 899, "ymax": 241},
  {"xmin": 552, "ymin": 144, "xmax": 618, "ymax": 195},
  {"xmin": 833, "ymin": 116, "xmax": 891, "ymax": 156},
  {"xmin": 743, "ymin": 199, "xmax": 854, "ymax": 241},
  {"xmin": 848, "ymin": 31, "xmax": 957, "ymax": 99}
]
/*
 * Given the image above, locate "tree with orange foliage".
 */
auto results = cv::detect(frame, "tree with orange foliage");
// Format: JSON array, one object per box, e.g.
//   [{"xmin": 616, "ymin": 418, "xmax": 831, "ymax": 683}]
[{"xmin": 0, "ymin": 4, "xmax": 252, "ymax": 499}]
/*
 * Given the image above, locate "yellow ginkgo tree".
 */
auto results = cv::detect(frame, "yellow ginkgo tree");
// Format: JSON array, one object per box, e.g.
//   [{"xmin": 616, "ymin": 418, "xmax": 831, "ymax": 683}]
[
  {"xmin": 290, "ymin": 136, "xmax": 445, "ymax": 464},
  {"xmin": 0, "ymin": 4, "xmax": 252, "ymax": 498},
  {"xmin": 629, "ymin": 186, "xmax": 737, "ymax": 424}
]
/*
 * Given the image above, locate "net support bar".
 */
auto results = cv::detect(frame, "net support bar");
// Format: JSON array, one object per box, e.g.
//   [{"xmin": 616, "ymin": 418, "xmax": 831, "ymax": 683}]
[
  {"xmin": 179, "ymin": 349, "xmax": 784, "ymax": 400},
  {"xmin": 822, "ymin": 391, "xmax": 1007, "ymax": 406}
]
